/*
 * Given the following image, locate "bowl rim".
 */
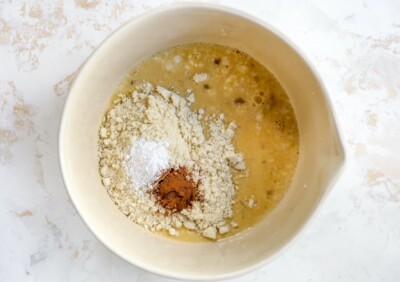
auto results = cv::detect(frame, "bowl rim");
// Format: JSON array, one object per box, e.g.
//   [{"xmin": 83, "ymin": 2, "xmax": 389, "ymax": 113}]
[{"xmin": 59, "ymin": 2, "xmax": 347, "ymax": 280}]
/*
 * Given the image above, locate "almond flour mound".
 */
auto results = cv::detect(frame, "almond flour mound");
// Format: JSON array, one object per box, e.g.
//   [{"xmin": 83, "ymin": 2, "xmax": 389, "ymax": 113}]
[{"xmin": 98, "ymin": 82, "xmax": 245, "ymax": 239}]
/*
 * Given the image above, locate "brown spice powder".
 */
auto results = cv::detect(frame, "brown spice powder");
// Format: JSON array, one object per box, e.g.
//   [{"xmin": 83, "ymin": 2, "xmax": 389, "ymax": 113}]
[{"xmin": 153, "ymin": 167, "xmax": 200, "ymax": 213}]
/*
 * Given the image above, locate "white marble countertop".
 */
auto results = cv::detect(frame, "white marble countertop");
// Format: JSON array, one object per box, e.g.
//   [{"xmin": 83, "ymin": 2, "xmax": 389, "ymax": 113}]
[{"xmin": 1, "ymin": 0, "xmax": 399, "ymax": 281}]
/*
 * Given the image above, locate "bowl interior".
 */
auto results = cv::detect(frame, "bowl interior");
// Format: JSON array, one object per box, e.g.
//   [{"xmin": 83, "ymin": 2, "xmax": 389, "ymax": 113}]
[{"xmin": 60, "ymin": 5, "xmax": 345, "ymax": 280}]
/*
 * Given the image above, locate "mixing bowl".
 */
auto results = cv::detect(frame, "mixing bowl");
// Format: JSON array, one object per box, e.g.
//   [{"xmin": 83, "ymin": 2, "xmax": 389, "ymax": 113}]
[{"xmin": 59, "ymin": 3, "xmax": 345, "ymax": 280}]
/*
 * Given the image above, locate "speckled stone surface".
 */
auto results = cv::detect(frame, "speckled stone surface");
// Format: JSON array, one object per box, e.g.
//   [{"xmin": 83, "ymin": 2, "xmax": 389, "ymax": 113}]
[{"xmin": 1, "ymin": 1, "xmax": 399, "ymax": 281}]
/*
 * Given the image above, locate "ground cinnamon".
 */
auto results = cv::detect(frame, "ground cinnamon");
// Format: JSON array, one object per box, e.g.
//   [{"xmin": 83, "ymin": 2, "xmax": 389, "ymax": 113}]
[{"xmin": 153, "ymin": 166, "xmax": 199, "ymax": 213}]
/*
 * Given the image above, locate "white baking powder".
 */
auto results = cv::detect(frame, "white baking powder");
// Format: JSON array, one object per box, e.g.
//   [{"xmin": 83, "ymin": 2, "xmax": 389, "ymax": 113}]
[{"xmin": 124, "ymin": 139, "xmax": 170, "ymax": 192}]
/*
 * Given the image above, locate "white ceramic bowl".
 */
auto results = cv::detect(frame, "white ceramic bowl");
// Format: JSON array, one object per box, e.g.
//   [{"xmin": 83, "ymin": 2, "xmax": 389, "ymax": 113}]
[{"xmin": 59, "ymin": 3, "xmax": 345, "ymax": 280}]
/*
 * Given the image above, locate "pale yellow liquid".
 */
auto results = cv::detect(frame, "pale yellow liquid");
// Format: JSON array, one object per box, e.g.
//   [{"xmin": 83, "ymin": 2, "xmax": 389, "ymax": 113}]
[{"xmin": 113, "ymin": 44, "xmax": 299, "ymax": 242}]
